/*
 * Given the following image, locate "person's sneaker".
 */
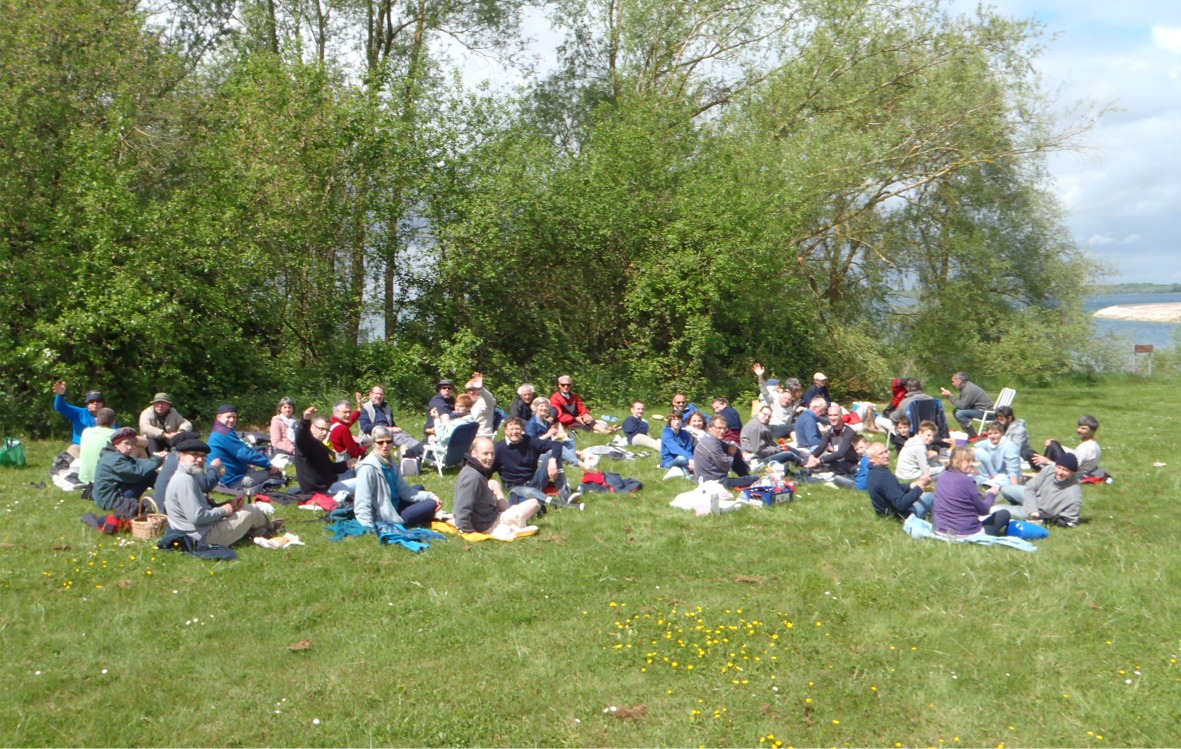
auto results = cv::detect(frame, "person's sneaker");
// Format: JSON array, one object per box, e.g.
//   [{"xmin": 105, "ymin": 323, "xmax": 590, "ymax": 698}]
[
  {"xmin": 663, "ymin": 467, "xmax": 684, "ymax": 480},
  {"xmin": 748, "ymin": 459, "xmax": 762, "ymax": 472}
]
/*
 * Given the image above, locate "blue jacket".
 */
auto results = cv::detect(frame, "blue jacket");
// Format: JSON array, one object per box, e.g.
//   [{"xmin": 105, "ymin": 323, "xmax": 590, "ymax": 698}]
[
  {"xmin": 208, "ymin": 422, "xmax": 272, "ymax": 487},
  {"xmin": 974, "ymin": 437, "xmax": 1022, "ymax": 483},
  {"xmin": 54, "ymin": 394, "xmax": 99, "ymax": 445},
  {"xmin": 855, "ymin": 456, "xmax": 871, "ymax": 491},
  {"xmin": 660, "ymin": 426, "xmax": 695, "ymax": 467},
  {"xmin": 794, "ymin": 409, "xmax": 822, "ymax": 449}
]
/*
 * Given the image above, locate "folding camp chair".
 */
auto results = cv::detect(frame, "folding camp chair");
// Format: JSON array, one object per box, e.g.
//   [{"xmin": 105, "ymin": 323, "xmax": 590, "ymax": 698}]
[
  {"xmin": 421, "ymin": 421, "xmax": 478, "ymax": 476},
  {"xmin": 972, "ymin": 387, "xmax": 1016, "ymax": 435}
]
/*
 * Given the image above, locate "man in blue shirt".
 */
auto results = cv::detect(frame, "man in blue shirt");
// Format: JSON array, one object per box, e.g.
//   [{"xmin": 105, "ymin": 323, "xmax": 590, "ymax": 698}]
[{"xmin": 53, "ymin": 380, "xmax": 109, "ymax": 458}]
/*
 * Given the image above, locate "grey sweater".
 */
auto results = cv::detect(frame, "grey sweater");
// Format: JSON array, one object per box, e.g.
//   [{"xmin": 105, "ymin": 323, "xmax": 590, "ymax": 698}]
[
  {"xmin": 949, "ymin": 381, "xmax": 993, "ymax": 411},
  {"xmin": 1023, "ymin": 465, "xmax": 1083, "ymax": 525},
  {"xmin": 453, "ymin": 461, "xmax": 500, "ymax": 533},
  {"xmin": 165, "ymin": 470, "xmax": 229, "ymax": 543}
]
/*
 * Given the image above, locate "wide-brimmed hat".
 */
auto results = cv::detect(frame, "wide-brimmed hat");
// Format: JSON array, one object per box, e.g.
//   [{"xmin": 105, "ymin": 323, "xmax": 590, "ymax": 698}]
[{"xmin": 151, "ymin": 392, "xmax": 172, "ymax": 405}]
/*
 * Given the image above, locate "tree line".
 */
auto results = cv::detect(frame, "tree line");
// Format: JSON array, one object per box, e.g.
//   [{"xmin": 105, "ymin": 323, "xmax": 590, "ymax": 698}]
[{"xmin": 0, "ymin": 0, "xmax": 1099, "ymax": 434}]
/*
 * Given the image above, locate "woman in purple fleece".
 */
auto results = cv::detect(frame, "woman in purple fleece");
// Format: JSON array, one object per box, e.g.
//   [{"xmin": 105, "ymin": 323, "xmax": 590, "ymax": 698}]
[{"xmin": 933, "ymin": 447, "xmax": 1011, "ymax": 537}]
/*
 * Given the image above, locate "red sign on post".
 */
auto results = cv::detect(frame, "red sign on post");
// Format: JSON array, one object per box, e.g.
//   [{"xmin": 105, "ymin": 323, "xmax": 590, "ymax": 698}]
[{"xmin": 1134, "ymin": 344, "xmax": 1154, "ymax": 354}]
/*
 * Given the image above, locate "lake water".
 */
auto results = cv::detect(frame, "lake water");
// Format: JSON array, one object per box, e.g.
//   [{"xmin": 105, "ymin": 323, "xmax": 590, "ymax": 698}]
[{"xmin": 1086, "ymin": 292, "xmax": 1181, "ymax": 351}]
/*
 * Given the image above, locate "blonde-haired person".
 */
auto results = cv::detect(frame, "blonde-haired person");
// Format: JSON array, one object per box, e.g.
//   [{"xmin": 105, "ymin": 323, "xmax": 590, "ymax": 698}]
[{"xmin": 932, "ymin": 446, "xmax": 1010, "ymax": 537}]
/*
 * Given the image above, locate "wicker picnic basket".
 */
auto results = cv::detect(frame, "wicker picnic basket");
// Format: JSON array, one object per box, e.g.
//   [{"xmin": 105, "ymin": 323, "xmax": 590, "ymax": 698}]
[{"xmin": 131, "ymin": 497, "xmax": 168, "ymax": 541}]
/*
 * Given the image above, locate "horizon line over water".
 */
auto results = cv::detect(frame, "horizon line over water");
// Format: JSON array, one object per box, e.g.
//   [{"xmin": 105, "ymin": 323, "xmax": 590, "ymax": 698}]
[{"xmin": 1086, "ymin": 292, "xmax": 1181, "ymax": 351}]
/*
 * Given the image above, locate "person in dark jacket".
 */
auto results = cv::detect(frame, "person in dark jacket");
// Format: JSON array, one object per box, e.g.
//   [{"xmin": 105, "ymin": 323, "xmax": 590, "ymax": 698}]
[
  {"xmin": 295, "ymin": 407, "xmax": 355, "ymax": 495},
  {"xmin": 155, "ymin": 431, "xmax": 220, "ymax": 499},
  {"xmin": 494, "ymin": 417, "xmax": 578, "ymax": 506},
  {"xmin": 425, "ymin": 379, "xmax": 457, "ymax": 435},
  {"xmin": 93, "ymin": 427, "xmax": 163, "ymax": 518},
  {"xmin": 509, "ymin": 384, "xmax": 537, "ymax": 422},
  {"xmin": 865, "ymin": 442, "xmax": 933, "ymax": 520},
  {"xmin": 802, "ymin": 372, "xmax": 832, "ymax": 408},
  {"xmin": 453, "ymin": 438, "xmax": 541, "ymax": 535}
]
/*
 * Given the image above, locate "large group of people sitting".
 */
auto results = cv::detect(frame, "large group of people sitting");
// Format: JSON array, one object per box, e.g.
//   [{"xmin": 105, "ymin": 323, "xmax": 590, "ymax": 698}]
[{"xmin": 52, "ymin": 364, "xmax": 1106, "ymax": 550}]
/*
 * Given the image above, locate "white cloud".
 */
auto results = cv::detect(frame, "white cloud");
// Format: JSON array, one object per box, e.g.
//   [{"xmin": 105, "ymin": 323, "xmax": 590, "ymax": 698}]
[
  {"xmin": 1120, "ymin": 234, "xmax": 1142, "ymax": 244},
  {"xmin": 1153, "ymin": 25, "xmax": 1181, "ymax": 53},
  {"xmin": 1088, "ymin": 234, "xmax": 1115, "ymax": 246}
]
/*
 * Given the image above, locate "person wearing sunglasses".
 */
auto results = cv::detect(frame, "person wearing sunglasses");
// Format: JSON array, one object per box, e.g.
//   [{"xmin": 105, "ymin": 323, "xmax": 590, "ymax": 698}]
[
  {"xmin": 548, "ymin": 376, "xmax": 619, "ymax": 435},
  {"xmin": 354, "ymin": 426, "xmax": 441, "ymax": 530}
]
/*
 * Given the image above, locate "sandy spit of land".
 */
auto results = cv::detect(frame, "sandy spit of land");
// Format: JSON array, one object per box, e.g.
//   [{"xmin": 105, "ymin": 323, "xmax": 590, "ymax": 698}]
[{"xmin": 1092, "ymin": 303, "xmax": 1181, "ymax": 323}]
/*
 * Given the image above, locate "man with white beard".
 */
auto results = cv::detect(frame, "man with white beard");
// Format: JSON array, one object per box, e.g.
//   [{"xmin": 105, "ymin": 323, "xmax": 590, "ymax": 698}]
[{"xmin": 165, "ymin": 436, "xmax": 273, "ymax": 546}]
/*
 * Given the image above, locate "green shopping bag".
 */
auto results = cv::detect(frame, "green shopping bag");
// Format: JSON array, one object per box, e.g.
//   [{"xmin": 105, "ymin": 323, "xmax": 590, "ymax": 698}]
[{"xmin": 0, "ymin": 438, "xmax": 27, "ymax": 468}]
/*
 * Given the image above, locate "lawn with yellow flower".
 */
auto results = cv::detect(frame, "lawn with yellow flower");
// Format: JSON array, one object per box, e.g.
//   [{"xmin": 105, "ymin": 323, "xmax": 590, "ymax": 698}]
[{"xmin": 1, "ymin": 372, "xmax": 1179, "ymax": 746}]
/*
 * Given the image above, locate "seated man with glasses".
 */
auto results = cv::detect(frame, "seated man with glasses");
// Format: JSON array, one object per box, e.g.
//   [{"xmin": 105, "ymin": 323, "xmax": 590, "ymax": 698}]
[
  {"xmin": 693, "ymin": 416, "xmax": 758, "ymax": 489},
  {"xmin": 294, "ymin": 406, "xmax": 356, "ymax": 496},
  {"xmin": 549, "ymin": 376, "xmax": 619, "ymax": 435},
  {"xmin": 424, "ymin": 378, "xmax": 457, "ymax": 436}
]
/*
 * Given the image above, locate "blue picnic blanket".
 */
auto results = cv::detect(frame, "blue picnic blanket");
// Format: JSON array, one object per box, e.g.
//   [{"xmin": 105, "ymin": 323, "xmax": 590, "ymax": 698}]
[
  {"xmin": 326, "ymin": 519, "xmax": 446, "ymax": 553},
  {"xmin": 903, "ymin": 515, "xmax": 1038, "ymax": 553}
]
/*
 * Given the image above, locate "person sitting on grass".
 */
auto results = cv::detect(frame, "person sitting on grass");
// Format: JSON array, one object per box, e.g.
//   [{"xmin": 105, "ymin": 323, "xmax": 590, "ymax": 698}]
[
  {"xmin": 684, "ymin": 411, "xmax": 709, "ymax": 441},
  {"xmin": 464, "ymin": 372, "xmax": 499, "ymax": 439},
  {"xmin": 802, "ymin": 372, "xmax": 832, "ymax": 408},
  {"xmin": 93, "ymin": 427, "xmax": 164, "ymax": 519},
  {"xmin": 741, "ymin": 405, "xmax": 817, "ymax": 470},
  {"xmin": 792, "ymin": 397, "xmax": 828, "ymax": 451},
  {"xmin": 494, "ymin": 417, "xmax": 580, "ymax": 508},
  {"xmin": 425, "ymin": 378, "xmax": 456, "ymax": 436},
  {"xmin": 660, "ymin": 412, "xmax": 696, "ymax": 478},
  {"xmin": 165, "ymin": 437, "xmax": 273, "ymax": 546},
  {"xmin": 78, "ymin": 407, "xmax": 117, "ymax": 485},
  {"xmin": 622, "ymin": 401, "xmax": 662, "ymax": 451},
  {"xmin": 711, "ymin": 397, "xmax": 744, "ymax": 443},
  {"xmin": 694, "ymin": 416, "xmax": 758, "ymax": 489},
  {"xmin": 933, "ymin": 446, "xmax": 1010, "ymax": 537},
  {"xmin": 209, "ymin": 404, "xmax": 281, "ymax": 492},
  {"xmin": 549, "ymin": 375, "xmax": 618, "ymax": 434},
  {"xmin": 294, "ymin": 407, "xmax": 355, "ymax": 497},
  {"xmin": 52, "ymin": 380, "xmax": 111, "ymax": 458},
  {"xmin": 269, "ymin": 397, "xmax": 298, "ymax": 458},
  {"xmin": 889, "ymin": 416, "xmax": 912, "ymax": 457},
  {"xmin": 354, "ymin": 426, "xmax": 441, "ymax": 530},
  {"xmin": 328, "ymin": 396, "xmax": 367, "ymax": 461},
  {"xmin": 1000, "ymin": 453, "xmax": 1083, "ymax": 527},
  {"xmin": 994, "ymin": 406, "xmax": 1033, "ymax": 464},
  {"xmin": 753, "ymin": 363, "xmax": 798, "ymax": 438},
  {"xmin": 896, "ymin": 420, "xmax": 942, "ymax": 482},
  {"xmin": 453, "ymin": 437, "xmax": 542, "ymax": 536},
  {"xmin": 510, "ymin": 383, "xmax": 538, "ymax": 422},
  {"xmin": 865, "ymin": 442, "xmax": 933, "ymax": 520},
  {"xmin": 1031, "ymin": 414, "xmax": 1104, "ymax": 478},
  {"xmin": 155, "ymin": 431, "xmax": 221, "ymax": 500},
  {"xmin": 138, "ymin": 393, "xmax": 193, "ymax": 454},
  {"xmin": 974, "ymin": 421, "xmax": 1022, "ymax": 486},
  {"xmin": 809, "ymin": 403, "xmax": 859, "ymax": 477}
]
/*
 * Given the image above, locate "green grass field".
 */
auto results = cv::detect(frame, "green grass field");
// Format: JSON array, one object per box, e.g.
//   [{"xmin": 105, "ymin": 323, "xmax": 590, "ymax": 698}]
[{"xmin": 2, "ymin": 375, "xmax": 1179, "ymax": 747}]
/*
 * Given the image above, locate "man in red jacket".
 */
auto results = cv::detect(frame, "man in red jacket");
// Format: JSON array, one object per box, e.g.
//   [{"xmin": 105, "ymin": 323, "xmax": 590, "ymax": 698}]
[{"xmin": 549, "ymin": 375, "xmax": 619, "ymax": 435}]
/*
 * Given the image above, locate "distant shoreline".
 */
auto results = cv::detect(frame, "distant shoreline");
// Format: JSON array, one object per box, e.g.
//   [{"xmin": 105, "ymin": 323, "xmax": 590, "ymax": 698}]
[
  {"xmin": 1092, "ymin": 303, "xmax": 1181, "ymax": 323},
  {"xmin": 1093, "ymin": 283, "xmax": 1181, "ymax": 294}
]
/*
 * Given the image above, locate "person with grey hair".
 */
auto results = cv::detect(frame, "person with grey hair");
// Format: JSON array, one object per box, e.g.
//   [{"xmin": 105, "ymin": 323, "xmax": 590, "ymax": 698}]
[
  {"xmin": 354, "ymin": 425, "xmax": 441, "ymax": 529},
  {"xmin": 269, "ymin": 396, "xmax": 298, "ymax": 457},
  {"xmin": 166, "ymin": 436, "xmax": 273, "ymax": 546},
  {"xmin": 510, "ymin": 383, "xmax": 537, "ymax": 422},
  {"xmin": 328, "ymin": 395, "xmax": 366, "ymax": 461},
  {"xmin": 940, "ymin": 372, "xmax": 993, "ymax": 438}
]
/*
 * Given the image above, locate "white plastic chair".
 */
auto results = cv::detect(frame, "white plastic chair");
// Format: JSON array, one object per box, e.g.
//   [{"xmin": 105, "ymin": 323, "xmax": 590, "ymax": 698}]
[{"xmin": 973, "ymin": 387, "xmax": 1016, "ymax": 434}]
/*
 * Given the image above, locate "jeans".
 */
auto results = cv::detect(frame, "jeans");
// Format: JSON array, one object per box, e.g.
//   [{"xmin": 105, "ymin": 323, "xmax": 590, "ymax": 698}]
[
  {"xmin": 910, "ymin": 492, "xmax": 935, "ymax": 519},
  {"xmin": 662, "ymin": 455, "xmax": 690, "ymax": 469},
  {"xmin": 954, "ymin": 409, "xmax": 986, "ymax": 435}
]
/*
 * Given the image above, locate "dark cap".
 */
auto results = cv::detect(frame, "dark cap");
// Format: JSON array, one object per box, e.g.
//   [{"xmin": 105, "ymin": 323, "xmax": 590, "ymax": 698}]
[
  {"xmin": 110, "ymin": 427, "xmax": 138, "ymax": 445},
  {"xmin": 436, "ymin": 379, "xmax": 455, "ymax": 389},
  {"xmin": 172, "ymin": 436, "xmax": 210, "ymax": 454},
  {"xmin": 85, "ymin": 390, "xmax": 105, "ymax": 404},
  {"xmin": 217, "ymin": 404, "xmax": 238, "ymax": 415},
  {"xmin": 1055, "ymin": 453, "xmax": 1079, "ymax": 472}
]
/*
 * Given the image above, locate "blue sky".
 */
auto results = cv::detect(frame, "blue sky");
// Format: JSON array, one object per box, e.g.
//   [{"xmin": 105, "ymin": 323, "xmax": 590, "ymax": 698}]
[
  {"xmin": 973, "ymin": 0, "xmax": 1181, "ymax": 283},
  {"xmin": 457, "ymin": 0, "xmax": 1181, "ymax": 284}
]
